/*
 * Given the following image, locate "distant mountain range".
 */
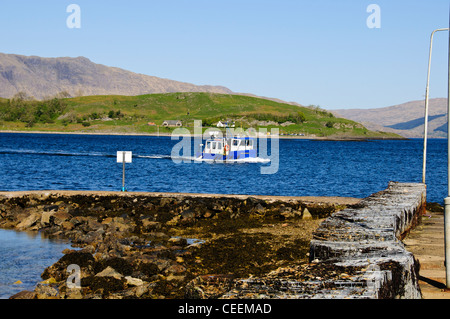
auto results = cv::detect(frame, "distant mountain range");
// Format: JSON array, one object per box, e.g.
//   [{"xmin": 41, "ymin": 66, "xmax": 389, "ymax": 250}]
[
  {"xmin": 334, "ymin": 98, "xmax": 448, "ymax": 138},
  {"xmin": 0, "ymin": 52, "xmax": 307, "ymax": 108},
  {"xmin": 0, "ymin": 53, "xmax": 233, "ymax": 100},
  {"xmin": 0, "ymin": 52, "xmax": 444, "ymax": 139}
]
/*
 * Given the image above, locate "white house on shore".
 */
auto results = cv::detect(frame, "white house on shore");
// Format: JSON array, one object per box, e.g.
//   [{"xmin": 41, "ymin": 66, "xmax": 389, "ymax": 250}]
[
  {"xmin": 216, "ymin": 121, "xmax": 235, "ymax": 128},
  {"xmin": 162, "ymin": 120, "xmax": 182, "ymax": 127}
]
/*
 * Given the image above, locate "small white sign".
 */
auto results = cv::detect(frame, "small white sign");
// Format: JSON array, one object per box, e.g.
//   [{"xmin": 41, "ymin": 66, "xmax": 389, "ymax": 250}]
[{"xmin": 117, "ymin": 151, "xmax": 132, "ymax": 163}]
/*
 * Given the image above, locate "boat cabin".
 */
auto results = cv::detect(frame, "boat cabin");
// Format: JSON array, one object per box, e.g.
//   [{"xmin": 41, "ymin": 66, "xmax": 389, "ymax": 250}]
[{"xmin": 198, "ymin": 136, "xmax": 257, "ymax": 161}]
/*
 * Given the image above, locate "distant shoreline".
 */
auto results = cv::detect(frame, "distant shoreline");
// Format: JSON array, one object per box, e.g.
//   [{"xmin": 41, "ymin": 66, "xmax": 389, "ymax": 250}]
[{"xmin": 0, "ymin": 129, "xmax": 410, "ymax": 141}]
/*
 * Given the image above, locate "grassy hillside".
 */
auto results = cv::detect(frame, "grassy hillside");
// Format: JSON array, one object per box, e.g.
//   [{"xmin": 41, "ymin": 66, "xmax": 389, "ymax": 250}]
[{"xmin": 0, "ymin": 92, "xmax": 402, "ymax": 139}]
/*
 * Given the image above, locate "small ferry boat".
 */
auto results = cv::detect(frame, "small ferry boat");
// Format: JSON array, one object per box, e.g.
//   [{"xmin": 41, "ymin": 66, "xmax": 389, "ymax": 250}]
[{"xmin": 196, "ymin": 133, "xmax": 257, "ymax": 161}]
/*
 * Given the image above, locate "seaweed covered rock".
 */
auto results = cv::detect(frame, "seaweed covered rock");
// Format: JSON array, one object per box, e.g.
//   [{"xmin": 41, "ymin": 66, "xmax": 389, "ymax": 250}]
[
  {"xmin": 0, "ymin": 190, "xmax": 361, "ymax": 299},
  {"xmin": 41, "ymin": 251, "xmax": 96, "ymax": 282}
]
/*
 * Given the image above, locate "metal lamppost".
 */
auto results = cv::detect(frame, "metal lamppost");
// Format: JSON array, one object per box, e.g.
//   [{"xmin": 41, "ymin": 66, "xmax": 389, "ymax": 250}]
[
  {"xmin": 422, "ymin": 28, "xmax": 449, "ymax": 185},
  {"xmin": 422, "ymin": 27, "xmax": 450, "ymax": 287},
  {"xmin": 446, "ymin": 15, "xmax": 450, "ymax": 288},
  {"xmin": 422, "ymin": 23, "xmax": 450, "ymax": 289}
]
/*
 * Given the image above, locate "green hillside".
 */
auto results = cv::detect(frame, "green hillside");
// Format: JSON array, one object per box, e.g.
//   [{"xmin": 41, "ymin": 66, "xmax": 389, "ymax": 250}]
[{"xmin": 0, "ymin": 92, "xmax": 402, "ymax": 139}]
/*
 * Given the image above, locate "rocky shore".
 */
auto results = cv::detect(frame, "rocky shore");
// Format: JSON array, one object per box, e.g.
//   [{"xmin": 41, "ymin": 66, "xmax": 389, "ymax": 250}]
[{"xmin": 0, "ymin": 191, "xmax": 354, "ymax": 299}]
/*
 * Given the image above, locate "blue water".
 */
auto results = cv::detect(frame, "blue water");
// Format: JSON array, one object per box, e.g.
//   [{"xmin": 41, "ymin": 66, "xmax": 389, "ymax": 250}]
[
  {"xmin": 0, "ymin": 133, "xmax": 446, "ymax": 203},
  {"xmin": 0, "ymin": 229, "xmax": 72, "ymax": 299},
  {"xmin": 0, "ymin": 133, "xmax": 447, "ymax": 298}
]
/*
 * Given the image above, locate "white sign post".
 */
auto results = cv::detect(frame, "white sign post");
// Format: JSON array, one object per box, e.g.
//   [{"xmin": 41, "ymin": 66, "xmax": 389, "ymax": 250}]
[{"xmin": 117, "ymin": 151, "xmax": 132, "ymax": 192}]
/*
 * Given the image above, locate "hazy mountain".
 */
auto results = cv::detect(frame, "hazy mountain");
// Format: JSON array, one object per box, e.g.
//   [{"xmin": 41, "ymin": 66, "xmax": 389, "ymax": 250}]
[
  {"xmin": 0, "ymin": 53, "xmax": 233, "ymax": 100},
  {"xmin": 333, "ymin": 98, "xmax": 448, "ymax": 138}
]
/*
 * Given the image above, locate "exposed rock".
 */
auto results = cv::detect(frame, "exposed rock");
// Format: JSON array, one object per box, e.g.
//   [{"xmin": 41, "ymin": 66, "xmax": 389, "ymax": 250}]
[
  {"xmin": 81, "ymin": 276, "xmax": 127, "ymax": 296},
  {"xmin": 96, "ymin": 266, "xmax": 123, "ymax": 280},
  {"xmin": 41, "ymin": 251, "xmax": 96, "ymax": 281},
  {"xmin": 40, "ymin": 210, "xmax": 54, "ymax": 226},
  {"xmin": 185, "ymin": 275, "xmax": 234, "ymax": 299},
  {"xmin": 35, "ymin": 283, "xmax": 60, "ymax": 299},
  {"xmin": 141, "ymin": 218, "xmax": 161, "ymax": 231},
  {"xmin": 125, "ymin": 276, "xmax": 144, "ymax": 287},
  {"xmin": 61, "ymin": 221, "xmax": 74, "ymax": 230},
  {"xmin": 64, "ymin": 288, "xmax": 83, "ymax": 299},
  {"xmin": 164, "ymin": 264, "xmax": 186, "ymax": 275},
  {"xmin": 168, "ymin": 237, "xmax": 187, "ymax": 246},
  {"xmin": 16, "ymin": 212, "xmax": 40, "ymax": 230},
  {"xmin": 5, "ymin": 188, "xmax": 427, "ymax": 299},
  {"xmin": 302, "ymin": 208, "xmax": 312, "ymax": 220},
  {"xmin": 9, "ymin": 290, "xmax": 37, "ymax": 299}
]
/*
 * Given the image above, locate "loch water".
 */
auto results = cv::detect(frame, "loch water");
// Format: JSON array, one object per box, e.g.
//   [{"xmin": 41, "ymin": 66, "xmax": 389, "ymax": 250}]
[
  {"xmin": 0, "ymin": 133, "xmax": 445, "ymax": 203},
  {"xmin": 0, "ymin": 229, "xmax": 73, "ymax": 299}
]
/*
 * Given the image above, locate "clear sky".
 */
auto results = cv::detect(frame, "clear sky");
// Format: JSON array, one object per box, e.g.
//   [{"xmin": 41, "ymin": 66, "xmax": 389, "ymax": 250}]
[{"xmin": 0, "ymin": 0, "xmax": 449, "ymax": 109}]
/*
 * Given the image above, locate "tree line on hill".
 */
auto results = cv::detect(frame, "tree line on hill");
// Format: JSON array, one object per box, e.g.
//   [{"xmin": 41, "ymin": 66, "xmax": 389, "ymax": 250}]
[
  {"xmin": 0, "ymin": 92, "xmax": 69, "ymax": 127},
  {"xmin": 0, "ymin": 91, "xmax": 125, "ymax": 127}
]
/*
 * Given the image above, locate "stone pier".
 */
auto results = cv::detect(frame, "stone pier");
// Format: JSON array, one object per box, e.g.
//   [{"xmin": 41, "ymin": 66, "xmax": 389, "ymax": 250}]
[{"xmin": 224, "ymin": 182, "xmax": 426, "ymax": 299}]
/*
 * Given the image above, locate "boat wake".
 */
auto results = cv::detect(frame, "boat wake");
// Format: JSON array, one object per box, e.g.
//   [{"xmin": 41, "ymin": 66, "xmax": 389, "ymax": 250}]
[
  {"xmin": 0, "ymin": 149, "xmax": 270, "ymax": 163},
  {"xmin": 0, "ymin": 149, "xmax": 115, "ymax": 158},
  {"xmin": 139, "ymin": 155, "xmax": 270, "ymax": 163},
  {"xmin": 136, "ymin": 155, "xmax": 172, "ymax": 160},
  {"xmin": 192, "ymin": 156, "xmax": 271, "ymax": 163}
]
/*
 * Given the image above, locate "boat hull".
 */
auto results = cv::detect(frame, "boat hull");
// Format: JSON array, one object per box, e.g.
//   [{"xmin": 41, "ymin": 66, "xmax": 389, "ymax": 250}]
[{"xmin": 196, "ymin": 150, "xmax": 257, "ymax": 161}]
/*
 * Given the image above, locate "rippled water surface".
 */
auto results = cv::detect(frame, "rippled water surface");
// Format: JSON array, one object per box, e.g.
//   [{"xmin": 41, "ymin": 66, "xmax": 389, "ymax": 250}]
[
  {"xmin": 0, "ymin": 229, "xmax": 72, "ymax": 299},
  {"xmin": 0, "ymin": 133, "xmax": 445, "ymax": 202}
]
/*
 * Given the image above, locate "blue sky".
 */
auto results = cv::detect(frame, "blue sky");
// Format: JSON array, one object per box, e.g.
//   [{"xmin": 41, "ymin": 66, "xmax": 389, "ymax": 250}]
[{"xmin": 0, "ymin": 0, "xmax": 449, "ymax": 109}]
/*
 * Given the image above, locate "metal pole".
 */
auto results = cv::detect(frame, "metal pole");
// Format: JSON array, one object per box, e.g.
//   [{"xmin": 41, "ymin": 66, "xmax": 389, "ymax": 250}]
[
  {"xmin": 122, "ymin": 152, "xmax": 126, "ymax": 192},
  {"xmin": 423, "ymin": 28, "xmax": 449, "ymax": 184},
  {"xmin": 445, "ymin": 10, "xmax": 450, "ymax": 288}
]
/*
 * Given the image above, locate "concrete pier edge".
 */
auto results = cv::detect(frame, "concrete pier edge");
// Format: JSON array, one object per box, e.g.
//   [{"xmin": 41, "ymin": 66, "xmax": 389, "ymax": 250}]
[{"xmin": 223, "ymin": 182, "xmax": 427, "ymax": 299}]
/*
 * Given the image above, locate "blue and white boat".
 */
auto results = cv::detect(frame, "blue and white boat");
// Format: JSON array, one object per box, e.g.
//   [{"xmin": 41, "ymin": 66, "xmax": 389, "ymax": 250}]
[{"xmin": 196, "ymin": 134, "xmax": 257, "ymax": 161}]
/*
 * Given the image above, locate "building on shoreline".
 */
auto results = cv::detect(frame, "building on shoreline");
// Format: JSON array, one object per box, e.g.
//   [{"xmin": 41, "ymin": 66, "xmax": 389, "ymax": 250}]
[{"xmin": 162, "ymin": 120, "xmax": 182, "ymax": 127}]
